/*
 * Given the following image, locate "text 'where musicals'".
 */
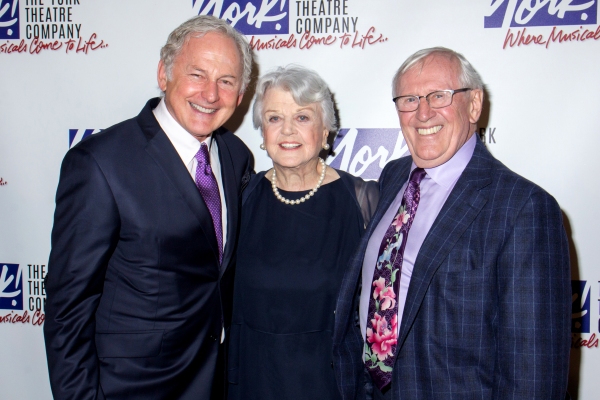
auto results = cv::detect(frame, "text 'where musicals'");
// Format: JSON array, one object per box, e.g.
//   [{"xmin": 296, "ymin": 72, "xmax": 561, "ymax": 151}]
[{"xmin": 503, "ymin": 25, "xmax": 600, "ymax": 48}]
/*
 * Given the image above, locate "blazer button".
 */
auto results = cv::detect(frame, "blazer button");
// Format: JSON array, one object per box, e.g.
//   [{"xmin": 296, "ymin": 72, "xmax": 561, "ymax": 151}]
[{"xmin": 209, "ymin": 335, "xmax": 217, "ymax": 342}]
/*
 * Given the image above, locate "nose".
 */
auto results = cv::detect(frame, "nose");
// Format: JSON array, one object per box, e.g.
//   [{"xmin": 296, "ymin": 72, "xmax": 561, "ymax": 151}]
[
  {"xmin": 202, "ymin": 80, "xmax": 219, "ymax": 104},
  {"xmin": 415, "ymin": 97, "xmax": 435, "ymax": 122},
  {"xmin": 282, "ymin": 118, "xmax": 294, "ymax": 136}
]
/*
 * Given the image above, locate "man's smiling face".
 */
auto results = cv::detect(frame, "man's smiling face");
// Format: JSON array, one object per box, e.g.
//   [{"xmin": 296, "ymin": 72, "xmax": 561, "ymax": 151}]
[
  {"xmin": 158, "ymin": 32, "xmax": 244, "ymax": 141},
  {"xmin": 396, "ymin": 53, "xmax": 482, "ymax": 168}
]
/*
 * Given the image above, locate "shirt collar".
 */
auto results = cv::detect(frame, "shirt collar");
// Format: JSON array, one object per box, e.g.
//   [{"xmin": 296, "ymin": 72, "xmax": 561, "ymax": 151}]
[{"xmin": 412, "ymin": 133, "xmax": 477, "ymax": 189}]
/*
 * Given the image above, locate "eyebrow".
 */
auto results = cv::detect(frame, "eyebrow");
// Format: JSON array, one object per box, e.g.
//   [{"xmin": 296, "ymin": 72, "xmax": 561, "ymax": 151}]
[
  {"xmin": 264, "ymin": 107, "xmax": 316, "ymax": 114},
  {"xmin": 189, "ymin": 66, "xmax": 239, "ymax": 80}
]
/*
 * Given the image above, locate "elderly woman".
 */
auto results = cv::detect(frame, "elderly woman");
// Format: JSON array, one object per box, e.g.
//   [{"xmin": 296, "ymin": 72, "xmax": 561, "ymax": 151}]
[{"xmin": 227, "ymin": 65, "xmax": 378, "ymax": 399}]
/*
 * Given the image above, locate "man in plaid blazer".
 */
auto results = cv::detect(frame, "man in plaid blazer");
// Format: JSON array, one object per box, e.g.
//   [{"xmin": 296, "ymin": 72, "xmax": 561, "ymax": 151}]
[{"xmin": 332, "ymin": 47, "xmax": 571, "ymax": 399}]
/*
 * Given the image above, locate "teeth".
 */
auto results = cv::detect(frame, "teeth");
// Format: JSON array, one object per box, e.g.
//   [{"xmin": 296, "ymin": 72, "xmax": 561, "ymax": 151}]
[
  {"xmin": 417, "ymin": 126, "xmax": 442, "ymax": 135},
  {"xmin": 280, "ymin": 143, "xmax": 301, "ymax": 149},
  {"xmin": 190, "ymin": 102, "xmax": 216, "ymax": 114}
]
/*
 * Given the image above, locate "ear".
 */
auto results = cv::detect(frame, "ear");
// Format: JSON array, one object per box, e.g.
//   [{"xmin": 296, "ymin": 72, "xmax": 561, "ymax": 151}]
[
  {"xmin": 157, "ymin": 60, "xmax": 168, "ymax": 92},
  {"xmin": 322, "ymin": 128, "xmax": 329, "ymax": 147},
  {"xmin": 468, "ymin": 89, "xmax": 483, "ymax": 124},
  {"xmin": 236, "ymin": 92, "xmax": 244, "ymax": 107}
]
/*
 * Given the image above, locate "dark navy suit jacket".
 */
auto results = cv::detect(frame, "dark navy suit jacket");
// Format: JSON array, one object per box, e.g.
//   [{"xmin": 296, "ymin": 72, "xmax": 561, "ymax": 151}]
[
  {"xmin": 333, "ymin": 138, "xmax": 571, "ymax": 399},
  {"xmin": 44, "ymin": 98, "xmax": 252, "ymax": 400}
]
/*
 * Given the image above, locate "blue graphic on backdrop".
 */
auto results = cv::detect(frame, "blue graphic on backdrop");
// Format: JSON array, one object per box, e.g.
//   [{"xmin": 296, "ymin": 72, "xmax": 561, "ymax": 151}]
[
  {"xmin": 485, "ymin": 0, "xmax": 597, "ymax": 28},
  {"xmin": 0, "ymin": 264, "xmax": 23, "ymax": 311},
  {"xmin": 69, "ymin": 129, "xmax": 101, "ymax": 148},
  {"xmin": 572, "ymin": 280, "xmax": 591, "ymax": 333},
  {"xmin": 0, "ymin": 0, "xmax": 19, "ymax": 39},
  {"xmin": 193, "ymin": 0, "xmax": 289, "ymax": 35},
  {"xmin": 327, "ymin": 128, "xmax": 409, "ymax": 180}
]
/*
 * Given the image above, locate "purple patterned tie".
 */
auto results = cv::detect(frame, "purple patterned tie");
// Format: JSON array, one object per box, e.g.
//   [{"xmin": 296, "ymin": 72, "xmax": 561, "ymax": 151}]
[
  {"xmin": 364, "ymin": 167, "xmax": 426, "ymax": 390},
  {"xmin": 195, "ymin": 143, "xmax": 223, "ymax": 264}
]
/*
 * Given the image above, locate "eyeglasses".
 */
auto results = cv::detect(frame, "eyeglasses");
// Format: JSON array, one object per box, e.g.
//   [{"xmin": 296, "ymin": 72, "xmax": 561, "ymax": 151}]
[{"xmin": 393, "ymin": 88, "xmax": 472, "ymax": 112}]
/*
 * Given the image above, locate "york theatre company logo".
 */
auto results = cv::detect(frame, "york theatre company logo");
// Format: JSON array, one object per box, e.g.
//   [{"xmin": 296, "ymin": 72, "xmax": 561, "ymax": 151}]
[
  {"xmin": 0, "ymin": 263, "xmax": 46, "ymax": 327},
  {"xmin": 571, "ymin": 280, "xmax": 599, "ymax": 349},
  {"xmin": 0, "ymin": 264, "xmax": 23, "ymax": 310},
  {"xmin": 328, "ymin": 129, "xmax": 408, "ymax": 180},
  {"xmin": 0, "ymin": 0, "xmax": 108, "ymax": 55},
  {"xmin": 194, "ymin": 0, "xmax": 389, "ymax": 51},
  {"xmin": 485, "ymin": 0, "xmax": 600, "ymax": 48}
]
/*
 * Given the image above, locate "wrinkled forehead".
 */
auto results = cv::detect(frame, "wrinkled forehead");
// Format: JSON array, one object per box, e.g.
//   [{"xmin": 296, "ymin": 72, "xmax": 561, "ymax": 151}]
[{"xmin": 399, "ymin": 53, "xmax": 461, "ymax": 91}]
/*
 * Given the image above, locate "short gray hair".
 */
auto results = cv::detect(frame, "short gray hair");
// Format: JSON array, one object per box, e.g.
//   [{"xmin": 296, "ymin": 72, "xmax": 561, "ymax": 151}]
[
  {"xmin": 252, "ymin": 65, "xmax": 338, "ymax": 133},
  {"xmin": 392, "ymin": 47, "xmax": 484, "ymax": 97},
  {"xmin": 160, "ymin": 15, "xmax": 253, "ymax": 93}
]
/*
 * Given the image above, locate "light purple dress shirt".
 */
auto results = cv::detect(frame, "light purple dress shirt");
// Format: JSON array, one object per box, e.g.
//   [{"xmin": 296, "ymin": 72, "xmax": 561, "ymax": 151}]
[{"xmin": 359, "ymin": 134, "xmax": 477, "ymax": 340}]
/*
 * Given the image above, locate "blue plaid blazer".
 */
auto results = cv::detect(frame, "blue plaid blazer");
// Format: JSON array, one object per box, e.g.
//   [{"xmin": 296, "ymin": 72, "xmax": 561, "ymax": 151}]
[{"xmin": 332, "ymin": 138, "xmax": 571, "ymax": 399}]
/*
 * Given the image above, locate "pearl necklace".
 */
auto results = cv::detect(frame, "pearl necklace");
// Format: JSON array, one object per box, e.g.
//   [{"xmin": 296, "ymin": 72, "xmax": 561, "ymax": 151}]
[{"xmin": 271, "ymin": 158, "xmax": 326, "ymax": 205}]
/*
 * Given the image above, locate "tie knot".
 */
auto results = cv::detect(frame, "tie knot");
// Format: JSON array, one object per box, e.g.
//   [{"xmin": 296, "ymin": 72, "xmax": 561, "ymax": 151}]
[
  {"xmin": 195, "ymin": 142, "xmax": 210, "ymax": 165},
  {"xmin": 409, "ymin": 167, "xmax": 426, "ymax": 185}
]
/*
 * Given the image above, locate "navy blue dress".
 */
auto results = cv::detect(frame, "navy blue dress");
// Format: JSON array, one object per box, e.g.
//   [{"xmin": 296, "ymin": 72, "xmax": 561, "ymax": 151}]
[{"xmin": 228, "ymin": 174, "xmax": 368, "ymax": 400}]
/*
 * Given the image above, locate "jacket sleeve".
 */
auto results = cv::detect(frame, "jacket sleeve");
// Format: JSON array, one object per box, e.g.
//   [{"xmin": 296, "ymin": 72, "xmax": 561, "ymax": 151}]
[
  {"xmin": 44, "ymin": 146, "xmax": 119, "ymax": 400},
  {"xmin": 493, "ymin": 190, "xmax": 571, "ymax": 399},
  {"xmin": 354, "ymin": 179, "xmax": 379, "ymax": 227}
]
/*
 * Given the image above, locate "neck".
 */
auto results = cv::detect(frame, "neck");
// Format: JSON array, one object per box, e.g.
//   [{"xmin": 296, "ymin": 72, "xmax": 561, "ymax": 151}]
[{"xmin": 272, "ymin": 159, "xmax": 323, "ymax": 192}]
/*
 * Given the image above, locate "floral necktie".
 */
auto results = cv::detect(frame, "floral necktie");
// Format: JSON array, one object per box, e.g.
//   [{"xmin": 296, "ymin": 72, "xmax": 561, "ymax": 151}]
[{"xmin": 364, "ymin": 167, "xmax": 426, "ymax": 390}]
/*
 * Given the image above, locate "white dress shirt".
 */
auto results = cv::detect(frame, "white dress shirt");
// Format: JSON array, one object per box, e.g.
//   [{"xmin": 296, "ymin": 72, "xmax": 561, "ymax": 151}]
[{"xmin": 152, "ymin": 97, "xmax": 228, "ymax": 249}]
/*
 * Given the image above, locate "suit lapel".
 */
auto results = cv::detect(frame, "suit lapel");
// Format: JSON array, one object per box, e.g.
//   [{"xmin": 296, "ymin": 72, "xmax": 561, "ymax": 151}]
[
  {"xmin": 396, "ymin": 139, "xmax": 493, "ymax": 351},
  {"xmin": 214, "ymin": 131, "xmax": 238, "ymax": 276},
  {"xmin": 137, "ymin": 100, "xmax": 220, "ymax": 265}
]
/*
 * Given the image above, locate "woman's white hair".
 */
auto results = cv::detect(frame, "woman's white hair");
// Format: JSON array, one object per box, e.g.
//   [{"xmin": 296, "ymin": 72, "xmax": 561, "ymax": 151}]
[{"xmin": 252, "ymin": 65, "xmax": 338, "ymax": 133}]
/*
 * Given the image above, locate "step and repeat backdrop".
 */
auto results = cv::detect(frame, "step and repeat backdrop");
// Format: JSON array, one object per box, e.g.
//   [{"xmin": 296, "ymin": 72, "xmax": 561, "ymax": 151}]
[{"xmin": 1, "ymin": 0, "xmax": 598, "ymax": 398}]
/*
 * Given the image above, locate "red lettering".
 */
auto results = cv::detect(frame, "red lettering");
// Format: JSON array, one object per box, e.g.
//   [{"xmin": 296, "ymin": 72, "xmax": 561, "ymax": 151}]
[
  {"xmin": 339, "ymin": 32, "xmax": 351, "ymax": 48},
  {"xmin": 548, "ymin": 27, "xmax": 568, "ymax": 48},
  {"xmin": 0, "ymin": 311, "xmax": 30, "ymax": 324},
  {"xmin": 0, "ymin": 39, "xmax": 27, "ymax": 54},
  {"xmin": 76, "ymin": 33, "xmax": 106, "ymax": 54},
  {"xmin": 65, "ymin": 38, "xmax": 76, "ymax": 53},
  {"xmin": 29, "ymin": 37, "xmax": 63, "ymax": 54},
  {"xmin": 250, "ymin": 34, "xmax": 297, "ymax": 51},
  {"xmin": 571, "ymin": 333, "xmax": 599, "ymax": 349},
  {"xmin": 504, "ymin": 29, "xmax": 520, "ymax": 48},
  {"xmin": 299, "ymin": 32, "xmax": 336, "ymax": 50},
  {"xmin": 586, "ymin": 333, "xmax": 598, "ymax": 348},
  {"xmin": 351, "ymin": 30, "xmax": 362, "ymax": 48},
  {"xmin": 32, "ymin": 310, "xmax": 45, "ymax": 326}
]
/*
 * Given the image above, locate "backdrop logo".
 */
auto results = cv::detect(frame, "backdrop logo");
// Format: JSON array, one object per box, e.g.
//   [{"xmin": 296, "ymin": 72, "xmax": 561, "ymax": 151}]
[
  {"xmin": 485, "ymin": 0, "xmax": 597, "ymax": 28},
  {"xmin": 571, "ymin": 280, "xmax": 599, "ymax": 349},
  {"xmin": 193, "ymin": 0, "xmax": 289, "ymax": 35},
  {"xmin": 69, "ymin": 128, "xmax": 101, "ymax": 148},
  {"xmin": 198, "ymin": 0, "xmax": 390, "ymax": 51},
  {"xmin": 327, "ymin": 128, "xmax": 408, "ymax": 180},
  {"xmin": 0, "ymin": 0, "xmax": 19, "ymax": 39},
  {"xmin": 0, "ymin": 263, "xmax": 23, "ymax": 311},
  {"xmin": 572, "ymin": 280, "xmax": 591, "ymax": 333},
  {"xmin": 484, "ymin": 0, "xmax": 600, "ymax": 48},
  {"xmin": 1, "ymin": 0, "xmax": 109, "ymax": 55}
]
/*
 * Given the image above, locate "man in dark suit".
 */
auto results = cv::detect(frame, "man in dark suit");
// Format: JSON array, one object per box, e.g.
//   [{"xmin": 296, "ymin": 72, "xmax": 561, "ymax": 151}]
[
  {"xmin": 44, "ymin": 16, "xmax": 253, "ymax": 400},
  {"xmin": 333, "ymin": 47, "xmax": 571, "ymax": 399}
]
